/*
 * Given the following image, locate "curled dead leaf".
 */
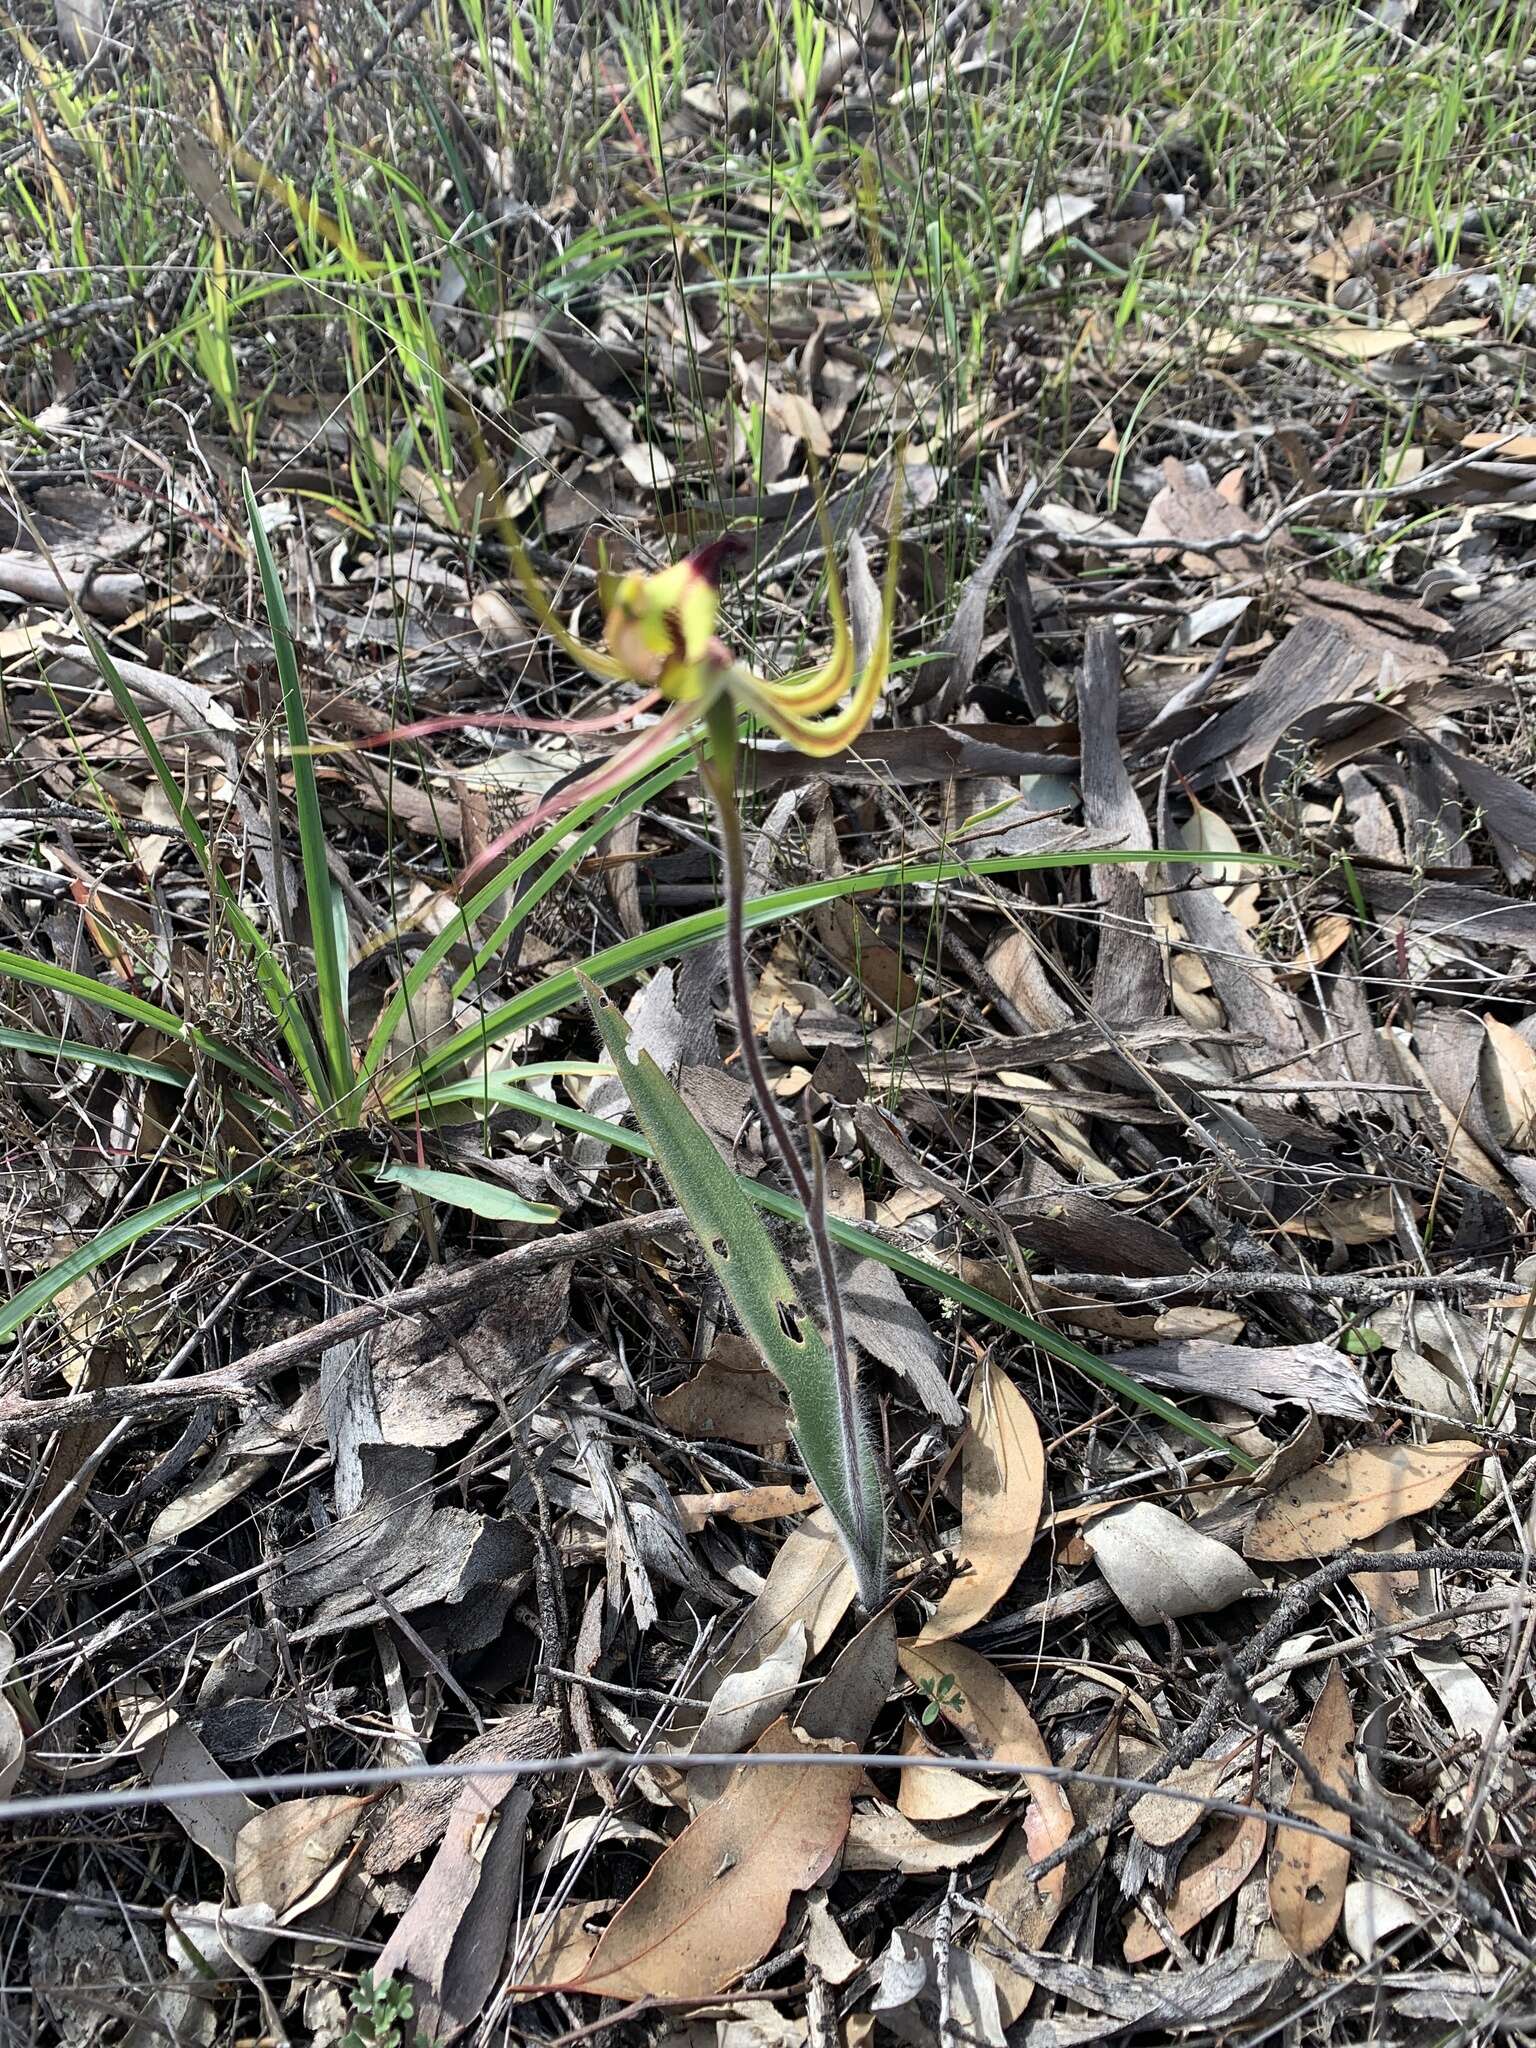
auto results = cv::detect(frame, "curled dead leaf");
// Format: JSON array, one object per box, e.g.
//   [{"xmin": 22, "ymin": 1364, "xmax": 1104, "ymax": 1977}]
[
  {"xmin": 1123, "ymin": 1806, "xmax": 1269, "ymax": 1963},
  {"xmin": 898, "ymin": 1640, "xmax": 1072, "ymax": 2014}
]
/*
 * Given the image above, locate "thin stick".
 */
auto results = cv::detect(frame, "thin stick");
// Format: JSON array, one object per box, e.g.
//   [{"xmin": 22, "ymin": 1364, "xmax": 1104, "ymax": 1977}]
[{"xmin": 0, "ymin": 1212, "xmax": 685, "ymax": 1442}]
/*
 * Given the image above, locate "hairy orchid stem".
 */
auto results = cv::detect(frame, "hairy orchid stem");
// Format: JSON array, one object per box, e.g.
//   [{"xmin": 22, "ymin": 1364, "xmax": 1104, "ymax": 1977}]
[{"xmin": 704, "ymin": 752, "xmax": 873, "ymax": 1574}]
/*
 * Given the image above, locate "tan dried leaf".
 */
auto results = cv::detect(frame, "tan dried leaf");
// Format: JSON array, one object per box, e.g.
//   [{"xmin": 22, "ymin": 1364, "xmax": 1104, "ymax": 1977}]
[
  {"xmin": 1085, "ymin": 1501, "xmax": 1261, "ymax": 1623},
  {"xmin": 1122, "ymin": 1807, "xmax": 1269, "ymax": 1963},
  {"xmin": 1131, "ymin": 1751, "xmax": 1239, "ymax": 1849},
  {"xmin": 0, "ymin": 1632, "xmax": 23, "ymax": 1800},
  {"xmin": 1245, "ymin": 1440, "xmax": 1482, "ymax": 1561},
  {"xmin": 843, "ymin": 1804, "xmax": 1009, "ymax": 1873},
  {"xmin": 897, "ymin": 1721, "xmax": 995, "ymax": 1820},
  {"xmin": 1482, "ymin": 1016, "xmax": 1536, "ymax": 1150},
  {"xmin": 917, "ymin": 1361, "xmax": 1044, "ymax": 1644},
  {"xmin": 572, "ymin": 1717, "xmax": 861, "ymax": 1999},
  {"xmin": 508, "ymin": 1899, "xmax": 610, "ymax": 1995},
  {"xmin": 655, "ymin": 1336, "xmax": 790, "ymax": 1447},
  {"xmin": 731, "ymin": 1509, "xmax": 856, "ymax": 1668},
  {"xmin": 234, "ymin": 1796, "xmax": 368, "ymax": 1915},
  {"xmin": 1269, "ymin": 1663, "xmax": 1353, "ymax": 1957},
  {"xmin": 898, "ymin": 1640, "xmax": 1072, "ymax": 2005}
]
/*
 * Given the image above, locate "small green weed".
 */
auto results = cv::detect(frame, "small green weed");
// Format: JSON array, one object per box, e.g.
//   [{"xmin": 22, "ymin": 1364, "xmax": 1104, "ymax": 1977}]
[
  {"xmin": 916, "ymin": 1673, "xmax": 966, "ymax": 1727},
  {"xmin": 342, "ymin": 1971, "xmax": 426, "ymax": 2048}
]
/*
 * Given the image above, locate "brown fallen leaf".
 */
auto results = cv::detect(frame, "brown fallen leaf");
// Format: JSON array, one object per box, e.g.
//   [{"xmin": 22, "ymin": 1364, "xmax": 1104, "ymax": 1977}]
[
  {"xmin": 1306, "ymin": 316, "xmax": 1482, "ymax": 360},
  {"xmin": 898, "ymin": 1641, "xmax": 1072, "ymax": 2014},
  {"xmin": 570, "ymin": 1717, "xmax": 862, "ymax": 1999},
  {"xmin": 917, "ymin": 1360, "xmax": 1044, "ymax": 1644},
  {"xmin": 1482, "ymin": 1016, "xmax": 1536, "ymax": 1150},
  {"xmin": 1131, "ymin": 1749, "xmax": 1246, "ymax": 1849},
  {"xmin": 508, "ymin": 1899, "xmax": 612, "ymax": 1995},
  {"xmin": 898, "ymin": 1721, "xmax": 996, "ymax": 1820},
  {"xmin": 655, "ymin": 1335, "xmax": 791, "ymax": 1446},
  {"xmin": 731, "ymin": 1510, "xmax": 856, "ymax": 1669},
  {"xmin": 1462, "ymin": 429, "xmax": 1536, "ymax": 461},
  {"xmin": 1269, "ymin": 1664, "xmax": 1354, "ymax": 1957},
  {"xmin": 1137, "ymin": 457, "xmax": 1260, "ymax": 576},
  {"xmin": 1123, "ymin": 1806, "xmax": 1269, "ymax": 1963},
  {"xmin": 676, "ymin": 1482, "xmax": 819, "ymax": 1532},
  {"xmin": 1084, "ymin": 1501, "xmax": 1261, "ymax": 1623},
  {"xmin": 1245, "ymin": 1440, "xmax": 1482, "ymax": 1561},
  {"xmin": 233, "ymin": 1795, "xmax": 367, "ymax": 1917},
  {"xmin": 843, "ymin": 1804, "xmax": 1010, "ymax": 1873}
]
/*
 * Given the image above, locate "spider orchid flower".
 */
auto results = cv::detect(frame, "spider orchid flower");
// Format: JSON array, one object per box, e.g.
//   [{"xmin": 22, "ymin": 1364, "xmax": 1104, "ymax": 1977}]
[{"xmin": 453, "ymin": 477, "xmax": 902, "ymax": 891}]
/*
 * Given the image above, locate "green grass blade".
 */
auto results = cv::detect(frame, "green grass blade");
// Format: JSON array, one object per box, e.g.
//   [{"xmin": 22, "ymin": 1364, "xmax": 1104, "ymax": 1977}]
[
  {"xmin": 583, "ymin": 975, "xmax": 885, "ymax": 1602},
  {"xmin": 0, "ymin": 1026, "xmax": 186, "ymax": 1087},
  {"xmin": 0, "ymin": 1173, "xmax": 243, "ymax": 1346},
  {"xmin": 397, "ymin": 1075, "xmax": 1253, "ymax": 1468},
  {"xmin": 0, "ymin": 949, "xmax": 276, "ymax": 1095},
  {"xmin": 374, "ymin": 1161, "xmax": 559, "ymax": 1224},
  {"xmin": 84, "ymin": 627, "xmax": 331, "ymax": 1106},
  {"xmin": 242, "ymin": 472, "xmax": 354, "ymax": 1114},
  {"xmin": 390, "ymin": 845, "xmax": 1292, "ymax": 1102}
]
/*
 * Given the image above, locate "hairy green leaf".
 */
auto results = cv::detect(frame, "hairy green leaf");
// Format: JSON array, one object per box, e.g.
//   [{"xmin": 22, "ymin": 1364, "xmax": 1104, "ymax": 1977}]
[
  {"xmin": 582, "ymin": 976, "xmax": 885, "ymax": 1602},
  {"xmin": 399, "ymin": 1075, "xmax": 1253, "ymax": 1469}
]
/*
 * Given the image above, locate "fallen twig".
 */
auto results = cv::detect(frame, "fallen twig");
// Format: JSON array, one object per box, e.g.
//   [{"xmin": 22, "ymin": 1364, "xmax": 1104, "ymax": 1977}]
[
  {"xmin": 0, "ymin": 1210, "xmax": 686, "ymax": 1441},
  {"xmin": 1042, "ymin": 1266, "xmax": 1512, "ymax": 1305}
]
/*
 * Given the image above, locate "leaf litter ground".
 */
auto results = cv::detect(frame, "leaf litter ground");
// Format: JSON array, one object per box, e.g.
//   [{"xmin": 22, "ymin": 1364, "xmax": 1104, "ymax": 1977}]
[{"xmin": 4, "ymin": 2, "xmax": 1536, "ymax": 2042}]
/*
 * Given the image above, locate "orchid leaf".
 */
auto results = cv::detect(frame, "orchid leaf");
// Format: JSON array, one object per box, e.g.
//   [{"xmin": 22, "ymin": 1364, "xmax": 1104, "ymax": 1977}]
[{"xmin": 581, "ymin": 975, "xmax": 885, "ymax": 1604}]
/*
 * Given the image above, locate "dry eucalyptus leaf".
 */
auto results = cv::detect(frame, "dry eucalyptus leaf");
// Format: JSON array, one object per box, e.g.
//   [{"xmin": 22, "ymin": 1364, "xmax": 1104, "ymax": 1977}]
[
  {"xmin": 1131, "ymin": 1749, "xmax": 1245, "ymax": 1849},
  {"xmin": 1482, "ymin": 1016, "xmax": 1536, "ymax": 1149},
  {"xmin": 898, "ymin": 1720, "xmax": 996, "ymax": 1820},
  {"xmin": 843, "ymin": 1804, "xmax": 1009, "ymax": 1873},
  {"xmin": 1122, "ymin": 1806, "xmax": 1269, "ymax": 1963},
  {"xmin": 802, "ymin": 1890, "xmax": 861, "ymax": 1986},
  {"xmin": 118, "ymin": 1687, "xmax": 257, "ymax": 1876},
  {"xmin": 1084, "ymin": 1502, "xmax": 1261, "ymax": 1623},
  {"xmin": 654, "ymin": 1336, "xmax": 790, "ymax": 1446},
  {"xmin": 872, "ymin": 1927, "xmax": 1007, "ymax": 2048},
  {"xmin": 0, "ymin": 1632, "xmax": 23, "ymax": 1800},
  {"xmin": 898, "ymin": 1640, "xmax": 1072, "ymax": 2005},
  {"xmin": 573, "ymin": 1718, "xmax": 862, "ymax": 1999},
  {"xmin": 507, "ymin": 1899, "xmax": 609, "ymax": 1994},
  {"xmin": 1344, "ymin": 1877, "xmax": 1423, "ymax": 1959},
  {"xmin": 732, "ymin": 1510, "xmax": 856, "ymax": 1670},
  {"xmin": 917, "ymin": 1359, "xmax": 1044, "ymax": 1643},
  {"xmin": 688, "ymin": 1621, "xmax": 808, "ymax": 1805},
  {"xmin": 234, "ymin": 1796, "xmax": 368, "ymax": 1916},
  {"xmin": 1245, "ymin": 1440, "xmax": 1482, "ymax": 1561},
  {"xmin": 1269, "ymin": 1664, "xmax": 1353, "ymax": 1957}
]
